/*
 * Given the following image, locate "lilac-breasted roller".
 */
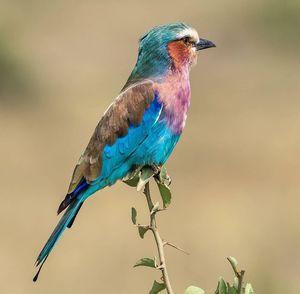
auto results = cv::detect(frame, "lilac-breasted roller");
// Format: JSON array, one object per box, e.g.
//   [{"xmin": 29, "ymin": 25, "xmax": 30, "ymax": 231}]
[{"xmin": 34, "ymin": 23, "xmax": 215, "ymax": 281}]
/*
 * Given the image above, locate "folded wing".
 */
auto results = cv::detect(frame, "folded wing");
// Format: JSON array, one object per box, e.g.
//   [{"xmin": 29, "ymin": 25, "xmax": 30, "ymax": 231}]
[{"xmin": 58, "ymin": 80, "xmax": 162, "ymax": 213}]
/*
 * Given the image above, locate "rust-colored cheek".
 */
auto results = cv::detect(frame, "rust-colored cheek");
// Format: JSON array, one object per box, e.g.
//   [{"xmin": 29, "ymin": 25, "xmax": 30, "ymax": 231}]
[{"xmin": 168, "ymin": 41, "xmax": 191, "ymax": 67}]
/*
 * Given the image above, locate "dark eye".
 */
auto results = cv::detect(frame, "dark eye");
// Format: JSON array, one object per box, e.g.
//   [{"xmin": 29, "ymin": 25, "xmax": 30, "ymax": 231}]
[{"xmin": 182, "ymin": 36, "xmax": 190, "ymax": 45}]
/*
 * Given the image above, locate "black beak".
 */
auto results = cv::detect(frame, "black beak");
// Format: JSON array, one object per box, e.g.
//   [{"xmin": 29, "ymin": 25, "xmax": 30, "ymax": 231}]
[{"xmin": 195, "ymin": 38, "xmax": 216, "ymax": 51}]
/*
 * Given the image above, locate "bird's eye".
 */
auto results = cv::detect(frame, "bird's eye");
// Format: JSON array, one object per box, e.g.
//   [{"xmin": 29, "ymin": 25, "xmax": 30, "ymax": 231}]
[{"xmin": 182, "ymin": 37, "xmax": 190, "ymax": 45}]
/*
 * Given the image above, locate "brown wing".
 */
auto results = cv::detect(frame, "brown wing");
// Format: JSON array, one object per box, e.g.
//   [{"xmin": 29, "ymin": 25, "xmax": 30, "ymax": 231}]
[{"xmin": 67, "ymin": 80, "xmax": 155, "ymax": 194}]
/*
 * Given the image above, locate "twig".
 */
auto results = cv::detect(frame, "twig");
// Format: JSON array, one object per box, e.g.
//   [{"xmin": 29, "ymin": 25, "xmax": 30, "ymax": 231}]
[
  {"xmin": 237, "ymin": 270, "xmax": 245, "ymax": 294},
  {"xmin": 227, "ymin": 257, "xmax": 245, "ymax": 294},
  {"xmin": 143, "ymin": 182, "xmax": 174, "ymax": 294}
]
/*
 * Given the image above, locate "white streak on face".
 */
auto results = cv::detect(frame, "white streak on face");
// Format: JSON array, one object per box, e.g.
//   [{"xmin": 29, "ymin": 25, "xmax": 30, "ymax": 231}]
[{"xmin": 177, "ymin": 28, "xmax": 199, "ymax": 43}]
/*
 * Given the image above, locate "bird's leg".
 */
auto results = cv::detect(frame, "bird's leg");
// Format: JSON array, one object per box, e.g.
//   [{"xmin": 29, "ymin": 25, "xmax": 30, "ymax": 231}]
[
  {"xmin": 151, "ymin": 164, "xmax": 172, "ymax": 186},
  {"xmin": 150, "ymin": 164, "xmax": 161, "ymax": 175}
]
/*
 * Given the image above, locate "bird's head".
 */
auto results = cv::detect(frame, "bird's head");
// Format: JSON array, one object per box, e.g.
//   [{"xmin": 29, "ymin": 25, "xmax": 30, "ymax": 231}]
[{"xmin": 124, "ymin": 23, "xmax": 215, "ymax": 88}]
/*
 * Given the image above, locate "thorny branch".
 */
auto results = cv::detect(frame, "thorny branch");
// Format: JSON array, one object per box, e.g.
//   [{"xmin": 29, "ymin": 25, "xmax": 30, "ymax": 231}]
[{"xmin": 143, "ymin": 182, "xmax": 174, "ymax": 294}]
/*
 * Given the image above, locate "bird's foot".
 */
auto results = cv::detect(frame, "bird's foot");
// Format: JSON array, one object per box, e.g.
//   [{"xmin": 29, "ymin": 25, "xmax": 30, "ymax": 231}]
[
  {"xmin": 150, "ymin": 164, "xmax": 161, "ymax": 175},
  {"xmin": 151, "ymin": 165, "xmax": 172, "ymax": 187}
]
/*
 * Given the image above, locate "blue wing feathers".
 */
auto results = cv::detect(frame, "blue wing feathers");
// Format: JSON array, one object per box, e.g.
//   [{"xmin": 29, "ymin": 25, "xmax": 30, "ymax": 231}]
[
  {"xmin": 98, "ymin": 93, "xmax": 163, "ymax": 184},
  {"xmin": 93, "ymin": 93, "xmax": 180, "ymax": 188}
]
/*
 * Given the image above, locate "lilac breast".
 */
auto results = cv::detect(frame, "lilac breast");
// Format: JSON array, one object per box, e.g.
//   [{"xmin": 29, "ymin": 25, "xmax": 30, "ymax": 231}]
[{"xmin": 154, "ymin": 72, "xmax": 191, "ymax": 134}]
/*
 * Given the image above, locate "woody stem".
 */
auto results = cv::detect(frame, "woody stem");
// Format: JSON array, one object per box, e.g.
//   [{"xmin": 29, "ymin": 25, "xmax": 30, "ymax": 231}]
[{"xmin": 143, "ymin": 182, "xmax": 174, "ymax": 294}]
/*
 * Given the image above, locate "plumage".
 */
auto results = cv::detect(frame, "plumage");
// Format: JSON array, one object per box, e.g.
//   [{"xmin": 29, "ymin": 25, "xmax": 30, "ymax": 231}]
[
  {"xmin": 66, "ymin": 81, "xmax": 155, "ymax": 196},
  {"xmin": 34, "ymin": 22, "xmax": 215, "ymax": 281}
]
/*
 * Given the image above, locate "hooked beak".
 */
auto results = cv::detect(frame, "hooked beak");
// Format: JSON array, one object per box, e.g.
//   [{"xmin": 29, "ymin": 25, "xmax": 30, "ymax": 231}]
[{"xmin": 195, "ymin": 38, "xmax": 216, "ymax": 51}]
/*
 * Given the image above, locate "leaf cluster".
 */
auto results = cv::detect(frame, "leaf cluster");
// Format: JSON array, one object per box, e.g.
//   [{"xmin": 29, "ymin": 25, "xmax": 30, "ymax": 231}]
[
  {"xmin": 124, "ymin": 165, "xmax": 171, "ymax": 208},
  {"xmin": 214, "ymin": 257, "xmax": 253, "ymax": 294},
  {"xmin": 183, "ymin": 257, "xmax": 254, "ymax": 294}
]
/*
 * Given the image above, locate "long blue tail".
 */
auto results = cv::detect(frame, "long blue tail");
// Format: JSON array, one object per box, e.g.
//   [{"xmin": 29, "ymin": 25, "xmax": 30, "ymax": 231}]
[{"xmin": 33, "ymin": 197, "xmax": 84, "ymax": 282}]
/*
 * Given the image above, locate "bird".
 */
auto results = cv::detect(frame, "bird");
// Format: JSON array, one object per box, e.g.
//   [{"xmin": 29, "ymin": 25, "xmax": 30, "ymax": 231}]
[{"xmin": 33, "ymin": 22, "xmax": 215, "ymax": 281}]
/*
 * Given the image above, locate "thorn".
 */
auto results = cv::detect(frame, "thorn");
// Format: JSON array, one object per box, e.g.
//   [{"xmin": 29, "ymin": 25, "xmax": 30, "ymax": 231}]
[
  {"xmin": 164, "ymin": 241, "xmax": 189, "ymax": 255},
  {"xmin": 151, "ymin": 202, "xmax": 160, "ymax": 215}
]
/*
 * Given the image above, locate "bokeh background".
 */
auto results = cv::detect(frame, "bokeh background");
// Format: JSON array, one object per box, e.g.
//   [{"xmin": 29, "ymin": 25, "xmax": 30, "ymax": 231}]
[{"xmin": 1, "ymin": 0, "xmax": 300, "ymax": 293}]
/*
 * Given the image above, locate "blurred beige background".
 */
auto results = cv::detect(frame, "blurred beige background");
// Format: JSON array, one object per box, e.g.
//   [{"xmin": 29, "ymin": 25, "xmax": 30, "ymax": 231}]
[{"xmin": 1, "ymin": 0, "xmax": 300, "ymax": 293}]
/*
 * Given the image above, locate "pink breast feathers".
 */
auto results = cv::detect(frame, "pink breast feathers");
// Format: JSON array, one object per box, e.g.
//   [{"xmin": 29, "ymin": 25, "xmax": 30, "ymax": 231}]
[{"xmin": 154, "ymin": 71, "xmax": 191, "ymax": 134}]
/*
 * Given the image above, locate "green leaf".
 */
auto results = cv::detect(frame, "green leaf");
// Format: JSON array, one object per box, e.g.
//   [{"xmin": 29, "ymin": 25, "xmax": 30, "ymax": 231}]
[
  {"xmin": 149, "ymin": 280, "xmax": 166, "ymax": 294},
  {"xmin": 133, "ymin": 257, "xmax": 156, "ymax": 268},
  {"xmin": 184, "ymin": 285, "xmax": 205, "ymax": 294},
  {"xmin": 228, "ymin": 256, "xmax": 238, "ymax": 269},
  {"xmin": 138, "ymin": 226, "xmax": 148, "ymax": 239},
  {"xmin": 216, "ymin": 278, "xmax": 228, "ymax": 294},
  {"xmin": 157, "ymin": 182, "xmax": 172, "ymax": 208},
  {"xmin": 233, "ymin": 277, "xmax": 239, "ymax": 291},
  {"xmin": 137, "ymin": 167, "xmax": 155, "ymax": 191},
  {"xmin": 228, "ymin": 286, "xmax": 238, "ymax": 294},
  {"xmin": 131, "ymin": 207, "xmax": 137, "ymax": 224},
  {"xmin": 124, "ymin": 175, "xmax": 140, "ymax": 187},
  {"xmin": 123, "ymin": 168, "xmax": 141, "ymax": 187},
  {"xmin": 244, "ymin": 283, "xmax": 254, "ymax": 294},
  {"xmin": 159, "ymin": 166, "xmax": 168, "ymax": 183}
]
